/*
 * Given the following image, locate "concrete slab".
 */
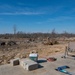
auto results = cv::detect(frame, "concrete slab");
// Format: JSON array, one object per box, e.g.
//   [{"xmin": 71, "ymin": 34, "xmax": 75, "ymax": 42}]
[{"xmin": 0, "ymin": 54, "xmax": 75, "ymax": 75}]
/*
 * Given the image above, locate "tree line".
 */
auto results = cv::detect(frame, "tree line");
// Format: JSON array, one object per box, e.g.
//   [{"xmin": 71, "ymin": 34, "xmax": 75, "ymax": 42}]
[{"xmin": 0, "ymin": 31, "xmax": 75, "ymax": 39}]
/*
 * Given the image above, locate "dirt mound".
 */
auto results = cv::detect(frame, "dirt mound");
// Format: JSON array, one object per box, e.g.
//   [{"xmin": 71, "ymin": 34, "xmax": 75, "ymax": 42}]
[{"xmin": 7, "ymin": 41, "xmax": 17, "ymax": 46}]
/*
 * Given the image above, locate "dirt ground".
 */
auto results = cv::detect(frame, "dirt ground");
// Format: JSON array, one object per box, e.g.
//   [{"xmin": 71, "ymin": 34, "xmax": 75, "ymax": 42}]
[{"xmin": 0, "ymin": 38, "xmax": 69, "ymax": 65}]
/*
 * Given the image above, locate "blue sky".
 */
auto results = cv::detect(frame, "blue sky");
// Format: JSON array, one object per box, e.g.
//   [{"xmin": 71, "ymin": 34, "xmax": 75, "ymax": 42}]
[{"xmin": 0, "ymin": 0, "xmax": 75, "ymax": 34}]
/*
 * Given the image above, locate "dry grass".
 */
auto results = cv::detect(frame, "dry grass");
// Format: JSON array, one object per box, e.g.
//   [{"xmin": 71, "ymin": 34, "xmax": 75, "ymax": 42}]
[{"xmin": 0, "ymin": 38, "xmax": 68, "ymax": 65}]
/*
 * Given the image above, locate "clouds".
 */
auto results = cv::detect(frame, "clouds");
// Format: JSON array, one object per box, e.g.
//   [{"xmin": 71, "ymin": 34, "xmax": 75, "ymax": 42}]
[
  {"xmin": 0, "ymin": 12, "xmax": 44, "ymax": 15},
  {"xmin": 48, "ymin": 16, "xmax": 75, "ymax": 22},
  {"xmin": 0, "ymin": 5, "xmax": 45, "ymax": 15},
  {"xmin": 0, "ymin": 3, "xmax": 46, "ymax": 15},
  {"xmin": 36, "ymin": 16, "xmax": 75, "ymax": 25},
  {"xmin": 0, "ymin": 4, "xmax": 63, "ymax": 15},
  {"xmin": 0, "ymin": 0, "xmax": 69, "ymax": 16},
  {"xmin": 0, "ymin": 0, "xmax": 74, "ymax": 16}
]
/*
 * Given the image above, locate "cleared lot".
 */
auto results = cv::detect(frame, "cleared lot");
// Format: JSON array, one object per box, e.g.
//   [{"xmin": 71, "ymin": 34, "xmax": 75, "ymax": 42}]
[{"xmin": 0, "ymin": 54, "xmax": 75, "ymax": 75}]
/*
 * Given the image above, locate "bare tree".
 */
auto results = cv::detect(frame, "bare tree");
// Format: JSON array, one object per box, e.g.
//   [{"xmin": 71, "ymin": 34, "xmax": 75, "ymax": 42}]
[
  {"xmin": 13, "ymin": 25, "xmax": 17, "ymax": 39},
  {"xmin": 13, "ymin": 25, "xmax": 17, "ymax": 35},
  {"xmin": 51, "ymin": 28, "xmax": 56, "ymax": 38}
]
